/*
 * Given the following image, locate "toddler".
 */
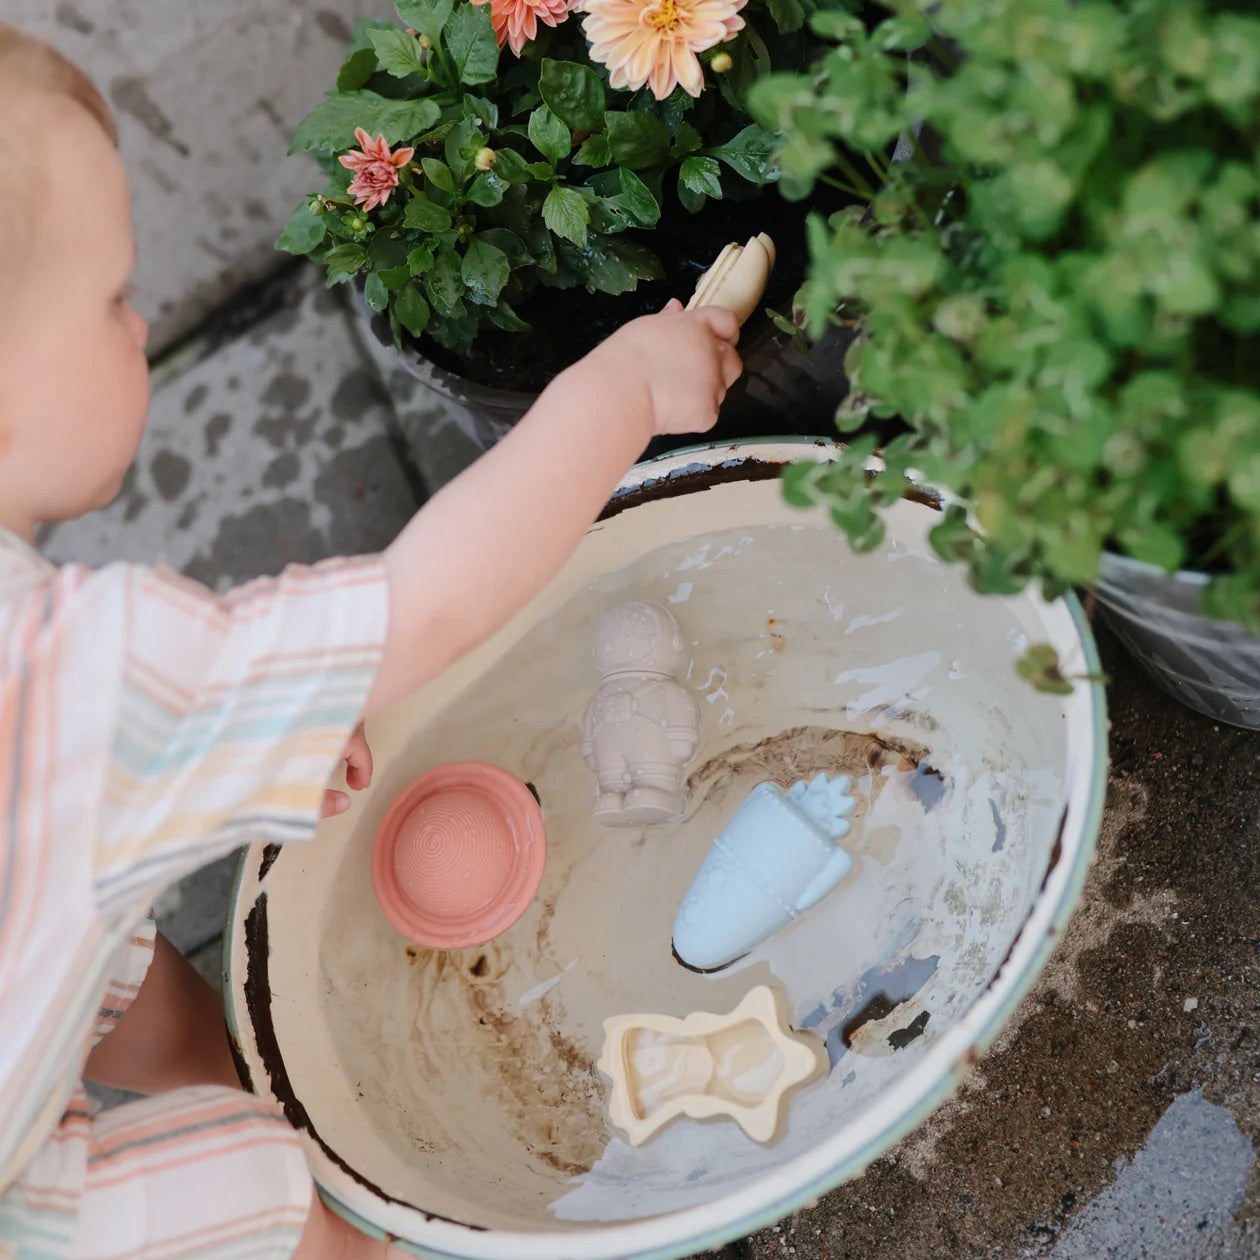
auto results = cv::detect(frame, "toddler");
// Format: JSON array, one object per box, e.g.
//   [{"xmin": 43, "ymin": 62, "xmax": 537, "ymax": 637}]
[{"xmin": 0, "ymin": 23, "xmax": 741, "ymax": 1260}]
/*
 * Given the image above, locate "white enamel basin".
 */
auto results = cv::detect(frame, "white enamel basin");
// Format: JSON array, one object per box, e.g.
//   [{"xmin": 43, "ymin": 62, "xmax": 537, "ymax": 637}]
[{"xmin": 225, "ymin": 440, "xmax": 1106, "ymax": 1260}]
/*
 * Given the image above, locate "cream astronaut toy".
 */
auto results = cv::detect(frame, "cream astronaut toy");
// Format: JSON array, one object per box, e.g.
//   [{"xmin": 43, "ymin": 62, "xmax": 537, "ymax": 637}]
[{"xmin": 582, "ymin": 601, "xmax": 701, "ymax": 827}]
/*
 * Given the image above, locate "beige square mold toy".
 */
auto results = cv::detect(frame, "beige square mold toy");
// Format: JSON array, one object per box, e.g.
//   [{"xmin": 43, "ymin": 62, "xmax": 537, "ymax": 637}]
[{"xmin": 597, "ymin": 984, "xmax": 827, "ymax": 1146}]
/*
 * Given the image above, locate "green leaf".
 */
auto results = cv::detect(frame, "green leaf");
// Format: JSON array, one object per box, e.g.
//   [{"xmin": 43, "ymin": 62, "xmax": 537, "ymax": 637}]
[
  {"xmin": 583, "ymin": 239, "xmax": 636, "ymax": 294},
  {"xmin": 780, "ymin": 462, "xmax": 823, "ymax": 508},
  {"xmin": 426, "ymin": 249, "xmax": 466, "ymax": 316},
  {"xmin": 542, "ymin": 185, "xmax": 590, "ymax": 248},
  {"xmin": 672, "ymin": 122, "xmax": 703, "ymax": 158},
  {"xmin": 345, "ymin": 16, "xmax": 393, "ymax": 51},
  {"xmin": 466, "ymin": 171, "xmax": 507, "ymax": 206},
  {"xmin": 460, "ymin": 237, "xmax": 511, "ymax": 305},
  {"xmin": 364, "ymin": 271, "xmax": 389, "ymax": 312},
  {"xmin": 421, "ymin": 157, "xmax": 456, "ymax": 193},
  {"xmin": 337, "ymin": 47, "xmax": 380, "ymax": 92},
  {"xmin": 679, "ymin": 155, "xmax": 723, "ymax": 200},
  {"xmin": 575, "ymin": 134, "xmax": 613, "ymax": 167},
  {"xmin": 874, "ymin": 13, "xmax": 932, "ymax": 50},
  {"xmin": 407, "ymin": 243, "xmax": 436, "ymax": 274},
  {"xmin": 367, "ymin": 28, "xmax": 427, "ymax": 77},
  {"xmin": 529, "ymin": 105, "xmax": 572, "ymax": 168},
  {"xmin": 678, "ymin": 179, "xmax": 707, "ymax": 213},
  {"xmin": 706, "ymin": 124, "xmax": 778, "ymax": 184},
  {"xmin": 396, "ymin": 0, "xmax": 453, "ymax": 40},
  {"xmin": 1116, "ymin": 522, "xmax": 1186, "ymax": 572},
  {"xmin": 607, "ymin": 237, "xmax": 662, "ymax": 281},
  {"xmin": 323, "ymin": 243, "xmax": 369, "ymax": 283},
  {"xmin": 462, "ymin": 92, "xmax": 499, "ymax": 130},
  {"xmin": 605, "ymin": 167, "xmax": 660, "ymax": 227},
  {"xmin": 403, "ymin": 192, "xmax": 454, "ymax": 231},
  {"xmin": 289, "ymin": 92, "xmax": 441, "ymax": 154},
  {"xmin": 394, "ymin": 284, "xmax": 431, "ymax": 337},
  {"xmin": 1228, "ymin": 453, "xmax": 1260, "ymax": 513},
  {"xmin": 767, "ymin": 0, "xmax": 805, "ymax": 33},
  {"xmin": 1015, "ymin": 645, "xmax": 1075, "ymax": 696},
  {"xmin": 539, "ymin": 59, "xmax": 607, "ymax": 131},
  {"xmin": 276, "ymin": 204, "xmax": 326, "ymax": 254},
  {"xmin": 378, "ymin": 264, "xmax": 412, "ymax": 289},
  {"xmin": 445, "ymin": 117, "xmax": 487, "ymax": 182},
  {"xmin": 808, "ymin": 9, "xmax": 864, "ymax": 39},
  {"xmin": 606, "ymin": 110, "xmax": 671, "ymax": 169},
  {"xmin": 479, "ymin": 228, "xmax": 532, "ymax": 267},
  {"xmin": 487, "ymin": 300, "xmax": 531, "ymax": 332},
  {"xmin": 447, "ymin": 4, "xmax": 500, "ymax": 85},
  {"xmin": 526, "ymin": 218, "xmax": 557, "ymax": 273},
  {"xmin": 493, "ymin": 148, "xmax": 531, "ymax": 184}
]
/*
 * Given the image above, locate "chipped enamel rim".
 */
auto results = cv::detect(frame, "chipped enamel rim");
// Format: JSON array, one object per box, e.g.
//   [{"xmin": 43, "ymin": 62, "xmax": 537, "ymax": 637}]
[{"xmin": 224, "ymin": 438, "xmax": 1107, "ymax": 1260}]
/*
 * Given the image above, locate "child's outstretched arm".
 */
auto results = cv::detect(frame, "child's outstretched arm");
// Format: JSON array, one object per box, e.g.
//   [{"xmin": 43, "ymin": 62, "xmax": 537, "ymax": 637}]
[{"xmin": 363, "ymin": 302, "xmax": 741, "ymax": 716}]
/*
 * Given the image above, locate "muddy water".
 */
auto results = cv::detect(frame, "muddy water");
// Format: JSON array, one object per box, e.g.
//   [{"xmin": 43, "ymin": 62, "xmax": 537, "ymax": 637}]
[{"xmin": 314, "ymin": 522, "xmax": 1067, "ymax": 1228}]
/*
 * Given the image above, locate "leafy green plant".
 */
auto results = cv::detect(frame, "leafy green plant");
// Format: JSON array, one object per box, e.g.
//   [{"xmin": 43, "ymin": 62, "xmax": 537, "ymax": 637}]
[
  {"xmin": 754, "ymin": 0, "xmax": 1260, "ymax": 635},
  {"xmin": 278, "ymin": 0, "xmax": 840, "ymax": 354}
]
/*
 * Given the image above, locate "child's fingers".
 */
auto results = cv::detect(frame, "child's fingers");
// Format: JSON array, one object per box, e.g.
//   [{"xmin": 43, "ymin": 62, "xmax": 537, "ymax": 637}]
[
  {"xmin": 320, "ymin": 788, "xmax": 350, "ymax": 818},
  {"xmin": 690, "ymin": 304, "xmax": 741, "ymax": 345},
  {"xmin": 343, "ymin": 722, "xmax": 374, "ymax": 791},
  {"xmin": 719, "ymin": 341, "xmax": 744, "ymax": 389},
  {"xmin": 660, "ymin": 297, "xmax": 685, "ymax": 313}
]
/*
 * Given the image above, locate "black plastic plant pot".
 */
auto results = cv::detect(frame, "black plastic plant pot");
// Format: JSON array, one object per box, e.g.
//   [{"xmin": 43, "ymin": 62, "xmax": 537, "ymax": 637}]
[{"xmin": 363, "ymin": 299, "xmax": 854, "ymax": 461}]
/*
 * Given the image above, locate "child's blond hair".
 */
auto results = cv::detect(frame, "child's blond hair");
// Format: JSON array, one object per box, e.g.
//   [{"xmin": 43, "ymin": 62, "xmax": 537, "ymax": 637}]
[
  {"xmin": 0, "ymin": 24, "xmax": 115, "ymax": 282},
  {"xmin": 0, "ymin": 21, "xmax": 117, "ymax": 164}
]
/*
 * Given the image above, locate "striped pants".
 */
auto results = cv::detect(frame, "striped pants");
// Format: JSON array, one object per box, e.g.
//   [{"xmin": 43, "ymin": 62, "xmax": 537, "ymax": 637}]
[{"xmin": 1, "ymin": 924, "xmax": 312, "ymax": 1259}]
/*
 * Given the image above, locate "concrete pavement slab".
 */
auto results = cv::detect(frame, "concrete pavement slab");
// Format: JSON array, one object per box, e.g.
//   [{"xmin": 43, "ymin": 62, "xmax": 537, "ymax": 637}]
[
  {"xmin": 10, "ymin": 0, "xmax": 396, "ymax": 350},
  {"xmin": 41, "ymin": 265, "xmax": 421, "ymax": 585}
]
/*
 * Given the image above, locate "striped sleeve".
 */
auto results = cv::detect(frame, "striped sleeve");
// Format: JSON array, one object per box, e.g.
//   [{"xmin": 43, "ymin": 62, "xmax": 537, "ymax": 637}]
[{"xmin": 89, "ymin": 556, "xmax": 389, "ymax": 910}]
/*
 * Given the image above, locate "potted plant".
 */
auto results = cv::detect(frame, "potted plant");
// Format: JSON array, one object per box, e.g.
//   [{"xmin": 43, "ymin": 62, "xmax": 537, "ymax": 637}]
[
  {"xmin": 752, "ymin": 0, "xmax": 1260, "ymax": 728},
  {"xmin": 276, "ymin": 0, "xmax": 866, "ymax": 450}
]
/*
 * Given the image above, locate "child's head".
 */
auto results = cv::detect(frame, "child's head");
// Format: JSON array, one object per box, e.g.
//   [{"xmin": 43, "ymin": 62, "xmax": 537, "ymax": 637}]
[{"xmin": 0, "ymin": 23, "xmax": 150, "ymax": 538}]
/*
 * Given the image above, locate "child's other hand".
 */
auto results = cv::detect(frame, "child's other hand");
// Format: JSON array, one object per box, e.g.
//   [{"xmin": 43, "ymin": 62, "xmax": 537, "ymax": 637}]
[
  {"xmin": 320, "ymin": 722, "xmax": 374, "ymax": 818},
  {"xmin": 591, "ymin": 299, "xmax": 742, "ymax": 438}
]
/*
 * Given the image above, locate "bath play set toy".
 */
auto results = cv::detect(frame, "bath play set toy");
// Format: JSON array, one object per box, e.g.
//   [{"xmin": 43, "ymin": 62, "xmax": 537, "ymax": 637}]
[
  {"xmin": 371, "ymin": 761, "xmax": 546, "ymax": 949},
  {"xmin": 581, "ymin": 600, "xmax": 701, "ymax": 827},
  {"xmin": 372, "ymin": 605, "xmax": 859, "ymax": 1145},
  {"xmin": 687, "ymin": 233, "xmax": 777, "ymax": 325},
  {"xmin": 673, "ymin": 773, "xmax": 857, "ymax": 972},
  {"xmin": 368, "ymin": 601, "xmax": 862, "ymax": 1149},
  {"xmin": 597, "ymin": 984, "xmax": 827, "ymax": 1146}
]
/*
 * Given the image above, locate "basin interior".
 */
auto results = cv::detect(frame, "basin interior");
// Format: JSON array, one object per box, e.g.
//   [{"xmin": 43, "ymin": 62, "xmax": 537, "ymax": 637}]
[{"xmin": 239, "ymin": 484, "xmax": 1091, "ymax": 1238}]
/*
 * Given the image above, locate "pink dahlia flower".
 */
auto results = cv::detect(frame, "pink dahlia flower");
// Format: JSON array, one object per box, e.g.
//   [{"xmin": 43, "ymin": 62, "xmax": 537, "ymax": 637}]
[
  {"xmin": 471, "ymin": 0, "xmax": 575, "ymax": 56},
  {"xmin": 582, "ymin": 0, "xmax": 745, "ymax": 99},
  {"xmin": 339, "ymin": 127, "xmax": 416, "ymax": 211}
]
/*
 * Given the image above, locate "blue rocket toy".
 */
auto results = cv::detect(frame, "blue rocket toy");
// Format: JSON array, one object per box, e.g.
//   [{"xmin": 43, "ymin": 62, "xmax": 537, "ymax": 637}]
[{"xmin": 673, "ymin": 774, "xmax": 857, "ymax": 972}]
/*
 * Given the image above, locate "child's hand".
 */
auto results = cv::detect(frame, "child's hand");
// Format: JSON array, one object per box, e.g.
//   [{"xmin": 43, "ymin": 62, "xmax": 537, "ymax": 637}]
[
  {"xmin": 589, "ymin": 299, "xmax": 742, "ymax": 438},
  {"xmin": 321, "ymin": 722, "xmax": 373, "ymax": 818}
]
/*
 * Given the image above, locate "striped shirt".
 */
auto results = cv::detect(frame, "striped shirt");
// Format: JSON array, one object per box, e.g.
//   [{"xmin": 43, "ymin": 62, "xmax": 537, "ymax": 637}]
[{"xmin": 0, "ymin": 528, "xmax": 387, "ymax": 1249}]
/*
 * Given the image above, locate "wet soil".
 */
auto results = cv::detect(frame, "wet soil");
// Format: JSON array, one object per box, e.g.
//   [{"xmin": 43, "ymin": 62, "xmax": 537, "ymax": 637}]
[{"xmin": 728, "ymin": 624, "xmax": 1260, "ymax": 1259}]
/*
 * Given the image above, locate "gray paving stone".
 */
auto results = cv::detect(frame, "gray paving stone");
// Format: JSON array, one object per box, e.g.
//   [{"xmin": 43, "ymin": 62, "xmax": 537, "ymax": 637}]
[
  {"xmin": 12, "ymin": 0, "xmax": 397, "ymax": 350},
  {"xmin": 346, "ymin": 298, "xmax": 484, "ymax": 492},
  {"xmin": 41, "ymin": 266, "xmax": 421, "ymax": 586},
  {"xmin": 153, "ymin": 852, "xmax": 241, "ymax": 956}
]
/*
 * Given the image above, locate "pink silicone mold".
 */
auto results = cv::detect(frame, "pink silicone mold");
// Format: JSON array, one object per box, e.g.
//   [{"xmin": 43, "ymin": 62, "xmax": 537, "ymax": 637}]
[{"xmin": 371, "ymin": 762, "xmax": 546, "ymax": 949}]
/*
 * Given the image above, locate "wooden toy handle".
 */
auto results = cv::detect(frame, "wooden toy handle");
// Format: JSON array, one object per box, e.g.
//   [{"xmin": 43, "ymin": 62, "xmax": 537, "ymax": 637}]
[{"xmin": 685, "ymin": 233, "xmax": 777, "ymax": 325}]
